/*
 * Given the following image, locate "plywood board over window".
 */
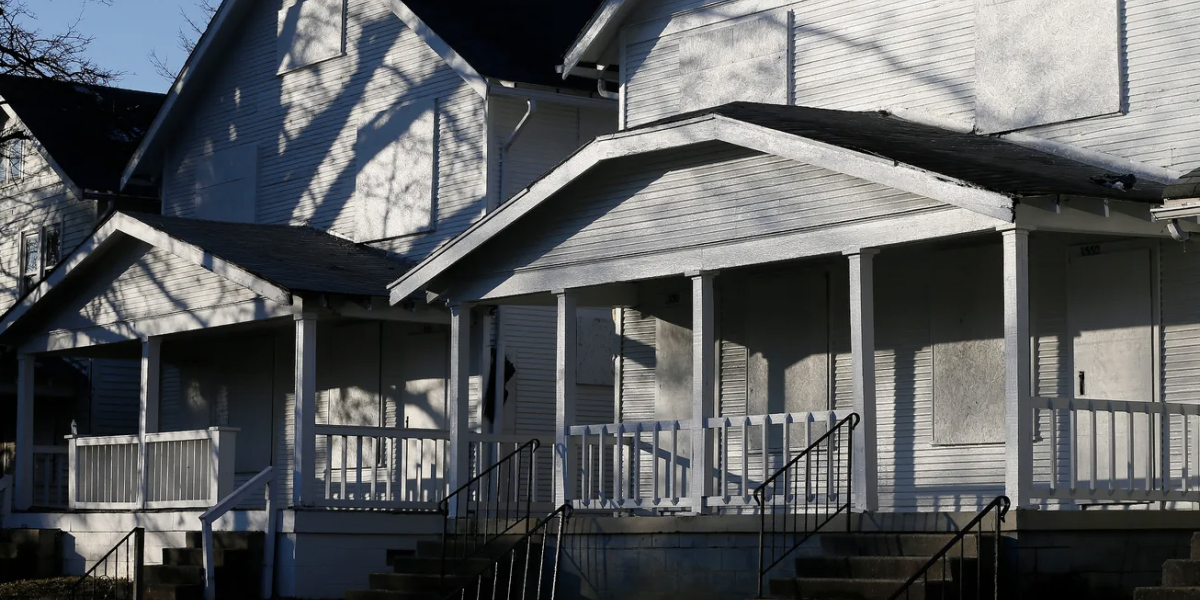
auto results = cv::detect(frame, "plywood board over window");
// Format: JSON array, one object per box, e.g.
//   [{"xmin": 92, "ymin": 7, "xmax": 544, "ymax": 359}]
[
  {"xmin": 277, "ymin": 0, "xmax": 346, "ymax": 74},
  {"xmin": 931, "ymin": 244, "xmax": 1005, "ymax": 445},
  {"xmin": 355, "ymin": 98, "xmax": 438, "ymax": 243},
  {"xmin": 678, "ymin": 12, "xmax": 789, "ymax": 112},
  {"xmin": 194, "ymin": 143, "xmax": 257, "ymax": 223},
  {"xmin": 975, "ymin": 0, "xmax": 1122, "ymax": 133}
]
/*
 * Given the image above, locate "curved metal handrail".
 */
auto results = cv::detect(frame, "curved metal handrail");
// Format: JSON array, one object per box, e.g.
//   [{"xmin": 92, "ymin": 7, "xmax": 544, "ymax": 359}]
[
  {"xmin": 887, "ymin": 495, "xmax": 1011, "ymax": 600},
  {"xmin": 438, "ymin": 438, "xmax": 540, "ymax": 516},
  {"xmin": 441, "ymin": 504, "xmax": 573, "ymax": 600},
  {"xmin": 70, "ymin": 527, "xmax": 143, "ymax": 600}
]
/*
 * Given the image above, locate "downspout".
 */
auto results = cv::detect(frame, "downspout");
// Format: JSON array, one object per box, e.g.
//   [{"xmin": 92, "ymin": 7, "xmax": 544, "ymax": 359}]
[
  {"xmin": 1168, "ymin": 219, "xmax": 1192, "ymax": 242},
  {"xmin": 596, "ymin": 79, "xmax": 619, "ymax": 101},
  {"xmin": 498, "ymin": 99, "xmax": 538, "ymax": 204}
]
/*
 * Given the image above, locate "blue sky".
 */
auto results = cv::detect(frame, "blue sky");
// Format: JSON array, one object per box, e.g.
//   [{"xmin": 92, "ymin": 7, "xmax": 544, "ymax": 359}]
[{"xmin": 24, "ymin": 0, "xmax": 214, "ymax": 93}]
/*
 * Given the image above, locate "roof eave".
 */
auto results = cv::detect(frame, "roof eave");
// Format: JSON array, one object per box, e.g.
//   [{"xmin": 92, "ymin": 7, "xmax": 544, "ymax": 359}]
[
  {"xmin": 562, "ymin": 0, "xmax": 640, "ymax": 78},
  {"xmin": 388, "ymin": 0, "xmax": 488, "ymax": 98}
]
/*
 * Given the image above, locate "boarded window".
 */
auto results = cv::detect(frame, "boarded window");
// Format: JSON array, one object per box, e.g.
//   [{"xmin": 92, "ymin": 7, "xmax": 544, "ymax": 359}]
[
  {"xmin": 931, "ymin": 245, "xmax": 1005, "ymax": 445},
  {"xmin": 355, "ymin": 99, "xmax": 437, "ymax": 242},
  {"xmin": 194, "ymin": 143, "xmax": 257, "ymax": 223},
  {"xmin": 678, "ymin": 13, "xmax": 789, "ymax": 112},
  {"xmin": 975, "ymin": 0, "xmax": 1121, "ymax": 133},
  {"xmin": 277, "ymin": 0, "xmax": 345, "ymax": 74},
  {"xmin": 577, "ymin": 310, "xmax": 617, "ymax": 386}
]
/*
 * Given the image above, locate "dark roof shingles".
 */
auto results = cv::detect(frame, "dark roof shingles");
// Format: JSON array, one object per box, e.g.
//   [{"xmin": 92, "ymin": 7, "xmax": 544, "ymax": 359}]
[
  {"xmin": 126, "ymin": 213, "xmax": 411, "ymax": 297},
  {"xmin": 0, "ymin": 75, "xmax": 165, "ymax": 194},
  {"xmin": 402, "ymin": 0, "xmax": 604, "ymax": 90},
  {"xmin": 646, "ymin": 102, "xmax": 1166, "ymax": 203}
]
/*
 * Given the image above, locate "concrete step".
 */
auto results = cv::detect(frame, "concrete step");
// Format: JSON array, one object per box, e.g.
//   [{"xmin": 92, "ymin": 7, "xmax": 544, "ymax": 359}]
[
  {"xmin": 1166, "ymin": 560, "xmax": 1200, "ymax": 587},
  {"xmin": 369, "ymin": 572, "xmax": 469, "ymax": 593},
  {"xmin": 163, "ymin": 547, "xmax": 255, "ymax": 568},
  {"xmin": 184, "ymin": 531, "xmax": 265, "ymax": 551},
  {"xmin": 1136, "ymin": 588, "xmax": 1200, "ymax": 600},
  {"xmin": 819, "ymin": 534, "xmax": 992, "ymax": 558},
  {"xmin": 144, "ymin": 564, "xmax": 205, "ymax": 586},
  {"xmin": 392, "ymin": 556, "xmax": 494, "ymax": 576},
  {"xmin": 145, "ymin": 582, "xmax": 204, "ymax": 600},
  {"xmin": 794, "ymin": 556, "xmax": 979, "ymax": 581},
  {"xmin": 346, "ymin": 590, "xmax": 437, "ymax": 600},
  {"xmin": 0, "ymin": 542, "xmax": 16, "ymax": 559},
  {"xmin": 1191, "ymin": 533, "xmax": 1200, "ymax": 561},
  {"xmin": 771, "ymin": 577, "xmax": 925, "ymax": 600},
  {"xmin": 416, "ymin": 535, "xmax": 541, "ymax": 559}
]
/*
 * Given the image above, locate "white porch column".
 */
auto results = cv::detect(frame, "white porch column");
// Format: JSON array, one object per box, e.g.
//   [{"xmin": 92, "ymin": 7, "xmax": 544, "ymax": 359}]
[
  {"xmin": 689, "ymin": 272, "xmax": 716, "ymax": 512},
  {"xmin": 293, "ymin": 312, "xmax": 317, "ymax": 507},
  {"xmin": 1002, "ymin": 228, "xmax": 1032, "ymax": 508},
  {"xmin": 847, "ymin": 250, "xmax": 878, "ymax": 512},
  {"xmin": 447, "ymin": 302, "xmax": 473, "ymax": 506},
  {"xmin": 14, "ymin": 355, "xmax": 34, "ymax": 510},
  {"xmin": 137, "ymin": 336, "xmax": 162, "ymax": 508},
  {"xmin": 554, "ymin": 291, "xmax": 577, "ymax": 507}
]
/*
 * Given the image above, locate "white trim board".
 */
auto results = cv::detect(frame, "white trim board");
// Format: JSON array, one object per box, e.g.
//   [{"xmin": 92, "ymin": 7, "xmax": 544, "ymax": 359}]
[
  {"xmin": 388, "ymin": 113, "xmax": 1016, "ymax": 303},
  {"xmin": 387, "ymin": 0, "xmax": 488, "ymax": 99},
  {"xmin": 0, "ymin": 212, "xmax": 294, "ymax": 344}
]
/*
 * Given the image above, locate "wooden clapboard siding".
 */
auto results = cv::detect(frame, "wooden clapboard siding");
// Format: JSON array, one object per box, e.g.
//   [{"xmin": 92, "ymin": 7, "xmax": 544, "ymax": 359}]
[
  {"xmin": 459, "ymin": 144, "xmax": 943, "ymax": 279},
  {"xmin": 161, "ymin": 0, "xmax": 486, "ymax": 262},
  {"xmin": 39, "ymin": 240, "xmax": 266, "ymax": 334},
  {"xmin": 89, "ymin": 359, "xmax": 141, "ymax": 436},
  {"xmin": 620, "ymin": 0, "xmax": 1200, "ymax": 171}
]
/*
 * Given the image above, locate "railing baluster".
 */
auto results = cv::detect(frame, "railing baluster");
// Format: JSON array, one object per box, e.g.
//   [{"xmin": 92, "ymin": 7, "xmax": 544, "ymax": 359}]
[
  {"xmin": 1127, "ymin": 404, "xmax": 1135, "ymax": 493},
  {"xmin": 340, "ymin": 435, "xmax": 348, "ymax": 501},
  {"xmin": 1049, "ymin": 405, "xmax": 1059, "ymax": 493},
  {"xmin": 1089, "ymin": 400, "xmax": 1098, "ymax": 493},
  {"xmin": 652, "ymin": 423, "xmax": 660, "ymax": 503},
  {"xmin": 741, "ymin": 418, "xmax": 749, "ymax": 498},
  {"xmin": 615, "ymin": 424, "xmax": 624, "ymax": 505}
]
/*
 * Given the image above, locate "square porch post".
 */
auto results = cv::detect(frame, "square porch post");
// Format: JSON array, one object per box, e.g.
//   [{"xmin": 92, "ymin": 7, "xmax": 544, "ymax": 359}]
[
  {"xmin": 293, "ymin": 312, "xmax": 317, "ymax": 507},
  {"xmin": 447, "ymin": 302, "xmax": 473, "ymax": 509},
  {"xmin": 689, "ymin": 272, "xmax": 716, "ymax": 513},
  {"xmin": 137, "ymin": 336, "xmax": 162, "ymax": 508},
  {"xmin": 1002, "ymin": 228, "xmax": 1032, "ymax": 508},
  {"xmin": 847, "ymin": 250, "xmax": 878, "ymax": 512},
  {"xmin": 14, "ymin": 355, "xmax": 34, "ymax": 510},
  {"xmin": 554, "ymin": 291, "xmax": 577, "ymax": 507}
]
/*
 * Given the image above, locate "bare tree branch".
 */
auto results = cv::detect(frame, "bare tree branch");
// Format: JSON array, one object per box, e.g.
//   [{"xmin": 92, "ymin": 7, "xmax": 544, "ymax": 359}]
[
  {"xmin": 150, "ymin": 0, "xmax": 217, "ymax": 82},
  {"xmin": 0, "ymin": 0, "xmax": 120, "ymax": 85}
]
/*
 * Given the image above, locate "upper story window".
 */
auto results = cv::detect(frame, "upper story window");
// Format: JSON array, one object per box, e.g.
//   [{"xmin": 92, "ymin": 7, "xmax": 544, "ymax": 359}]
[
  {"xmin": 0, "ymin": 139, "xmax": 25, "ymax": 185},
  {"xmin": 20, "ymin": 221, "xmax": 61, "ymax": 294},
  {"xmin": 277, "ymin": 0, "xmax": 346, "ymax": 74}
]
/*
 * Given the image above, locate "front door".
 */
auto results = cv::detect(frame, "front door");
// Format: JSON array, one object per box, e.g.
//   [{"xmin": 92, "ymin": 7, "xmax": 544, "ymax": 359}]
[{"xmin": 1067, "ymin": 245, "xmax": 1155, "ymax": 488}]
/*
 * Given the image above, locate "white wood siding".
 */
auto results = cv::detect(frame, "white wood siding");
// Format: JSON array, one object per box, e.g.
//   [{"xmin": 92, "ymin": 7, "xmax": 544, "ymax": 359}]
[
  {"xmin": 620, "ymin": 0, "xmax": 1200, "ymax": 171},
  {"xmin": 89, "ymin": 359, "xmax": 141, "ymax": 436},
  {"xmin": 161, "ymin": 0, "xmax": 486, "ymax": 262}
]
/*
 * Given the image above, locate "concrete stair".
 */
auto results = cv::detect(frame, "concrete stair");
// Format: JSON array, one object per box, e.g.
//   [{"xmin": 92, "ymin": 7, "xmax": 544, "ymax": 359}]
[
  {"xmin": 1134, "ymin": 533, "xmax": 1200, "ymax": 600},
  {"xmin": 345, "ymin": 535, "xmax": 547, "ymax": 600},
  {"xmin": 145, "ymin": 531, "xmax": 264, "ymax": 600},
  {"xmin": 0, "ymin": 528, "xmax": 61, "ymax": 582},
  {"xmin": 767, "ymin": 533, "xmax": 998, "ymax": 600}
]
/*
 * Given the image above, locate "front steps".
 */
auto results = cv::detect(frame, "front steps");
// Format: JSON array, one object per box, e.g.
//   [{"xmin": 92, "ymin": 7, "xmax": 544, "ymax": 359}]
[
  {"xmin": 1135, "ymin": 533, "xmax": 1200, "ymax": 600},
  {"xmin": 767, "ymin": 533, "xmax": 996, "ymax": 600},
  {"xmin": 145, "ymin": 531, "xmax": 264, "ymax": 600},
  {"xmin": 346, "ymin": 536, "xmax": 545, "ymax": 600},
  {"xmin": 0, "ymin": 528, "xmax": 61, "ymax": 582}
]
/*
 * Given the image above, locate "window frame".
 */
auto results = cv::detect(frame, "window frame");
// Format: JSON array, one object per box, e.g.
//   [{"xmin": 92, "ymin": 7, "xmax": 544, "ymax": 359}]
[{"xmin": 18, "ymin": 219, "xmax": 63, "ymax": 295}]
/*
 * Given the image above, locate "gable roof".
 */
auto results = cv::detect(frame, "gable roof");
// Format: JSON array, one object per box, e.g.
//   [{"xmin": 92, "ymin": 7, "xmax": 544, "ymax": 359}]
[
  {"xmin": 389, "ymin": 102, "xmax": 1166, "ymax": 303},
  {"xmin": 0, "ymin": 75, "xmax": 164, "ymax": 195},
  {"xmin": 125, "ymin": 0, "xmax": 604, "ymax": 187},
  {"xmin": 0, "ymin": 212, "xmax": 412, "ymax": 342},
  {"xmin": 562, "ymin": 0, "xmax": 641, "ymax": 76}
]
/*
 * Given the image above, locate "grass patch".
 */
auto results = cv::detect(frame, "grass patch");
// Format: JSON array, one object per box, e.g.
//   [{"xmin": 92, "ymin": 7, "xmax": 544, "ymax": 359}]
[{"xmin": 0, "ymin": 576, "xmax": 130, "ymax": 599}]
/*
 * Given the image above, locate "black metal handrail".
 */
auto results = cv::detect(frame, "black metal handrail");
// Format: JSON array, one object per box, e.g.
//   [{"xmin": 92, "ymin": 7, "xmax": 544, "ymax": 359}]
[
  {"xmin": 887, "ymin": 495, "xmax": 1011, "ymax": 600},
  {"xmin": 754, "ymin": 412, "xmax": 859, "ymax": 598},
  {"xmin": 441, "ymin": 504, "xmax": 572, "ymax": 600},
  {"xmin": 70, "ymin": 526, "xmax": 144, "ymax": 600},
  {"xmin": 440, "ymin": 439, "xmax": 542, "ymax": 591}
]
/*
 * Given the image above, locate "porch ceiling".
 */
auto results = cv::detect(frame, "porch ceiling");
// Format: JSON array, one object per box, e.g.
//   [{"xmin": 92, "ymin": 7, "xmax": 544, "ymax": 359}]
[
  {"xmin": 392, "ymin": 102, "xmax": 1152, "ymax": 305},
  {"xmin": 0, "ymin": 212, "xmax": 412, "ymax": 352}
]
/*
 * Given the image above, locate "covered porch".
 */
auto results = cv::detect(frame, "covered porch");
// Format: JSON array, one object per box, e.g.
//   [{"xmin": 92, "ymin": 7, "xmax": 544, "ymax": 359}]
[{"xmin": 389, "ymin": 102, "xmax": 1197, "ymax": 517}]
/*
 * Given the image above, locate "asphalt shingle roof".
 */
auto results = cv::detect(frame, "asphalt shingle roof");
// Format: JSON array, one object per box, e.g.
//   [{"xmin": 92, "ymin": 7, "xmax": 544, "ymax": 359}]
[
  {"xmin": 645, "ymin": 102, "xmax": 1167, "ymax": 203},
  {"xmin": 126, "ymin": 213, "xmax": 412, "ymax": 297},
  {"xmin": 0, "ymin": 75, "xmax": 165, "ymax": 195}
]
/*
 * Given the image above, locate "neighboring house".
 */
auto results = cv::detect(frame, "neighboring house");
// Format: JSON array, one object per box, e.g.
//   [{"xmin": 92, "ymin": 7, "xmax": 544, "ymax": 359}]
[
  {"xmin": 0, "ymin": 0, "xmax": 615, "ymax": 596},
  {"xmin": 383, "ymin": 0, "xmax": 1200, "ymax": 598},
  {"xmin": 0, "ymin": 76, "xmax": 163, "ymax": 505}
]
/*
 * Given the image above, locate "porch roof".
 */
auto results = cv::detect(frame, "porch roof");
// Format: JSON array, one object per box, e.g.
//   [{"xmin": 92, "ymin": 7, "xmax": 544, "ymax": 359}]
[
  {"xmin": 0, "ymin": 212, "xmax": 411, "ymax": 347},
  {"xmin": 388, "ymin": 102, "xmax": 1163, "ymax": 304}
]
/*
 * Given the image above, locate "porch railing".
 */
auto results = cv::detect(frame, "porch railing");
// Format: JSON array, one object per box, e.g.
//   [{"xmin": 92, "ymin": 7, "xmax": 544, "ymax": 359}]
[
  {"xmin": 69, "ymin": 428, "xmax": 237, "ymax": 510},
  {"xmin": 1030, "ymin": 396, "xmax": 1200, "ymax": 502},
  {"xmin": 33, "ymin": 445, "xmax": 68, "ymax": 508},
  {"xmin": 566, "ymin": 411, "xmax": 848, "ymax": 511}
]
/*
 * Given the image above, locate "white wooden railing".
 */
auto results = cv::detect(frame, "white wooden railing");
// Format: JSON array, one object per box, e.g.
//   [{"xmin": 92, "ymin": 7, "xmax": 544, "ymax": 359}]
[
  {"xmin": 69, "ymin": 428, "xmax": 237, "ymax": 510},
  {"xmin": 467, "ymin": 433, "xmax": 555, "ymax": 508},
  {"xmin": 32, "ymin": 445, "xmax": 68, "ymax": 508},
  {"xmin": 1030, "ymin": 397, "xmax": 1200, "ymax": 502},
  {"xmin": 708, "ymin": 410, "xmax": 847, "ymax": 507},
  {"xmin": 314, "ymin": 424, "xmax": 450, "ymax": 509},
  {"xmin": 198, "ymin": 466, "xmax": 276, "ymax": 600},
  {"xmin": 568, "ymin": 419, "xmax": 695, "ymax": 510}
]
